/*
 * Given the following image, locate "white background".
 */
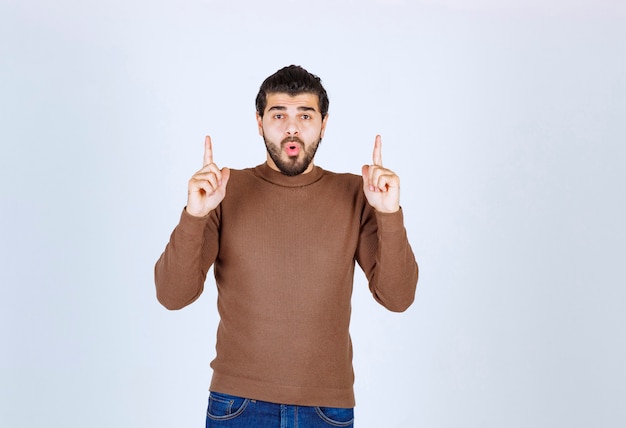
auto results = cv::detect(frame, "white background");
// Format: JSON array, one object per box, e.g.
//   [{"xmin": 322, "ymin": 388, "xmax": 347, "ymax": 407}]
[{"xmin": 1, "ymin": 1, "xmax": 625, "ymax": 427}]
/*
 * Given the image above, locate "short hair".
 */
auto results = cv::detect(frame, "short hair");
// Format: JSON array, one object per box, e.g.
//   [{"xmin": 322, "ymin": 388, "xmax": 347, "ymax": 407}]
[{"xmin": 255, "ymin": 65, "xmax": 329, "ymax": 119}]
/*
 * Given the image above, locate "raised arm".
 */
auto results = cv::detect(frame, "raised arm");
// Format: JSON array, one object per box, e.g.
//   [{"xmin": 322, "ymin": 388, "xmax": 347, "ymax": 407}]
[
  {"xmin": 154, "ymin": 136, "xmax": 229, "ymax": 309},
  {"xmin": 358, "ymin": 135, "xmax": 418, "ymax": 312}
]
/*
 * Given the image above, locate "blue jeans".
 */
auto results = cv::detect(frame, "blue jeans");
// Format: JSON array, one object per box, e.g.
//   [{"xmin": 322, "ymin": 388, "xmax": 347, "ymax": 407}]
[{"xmin": 205, "ymin": 391, "xmax": 354, "ymax": 428}]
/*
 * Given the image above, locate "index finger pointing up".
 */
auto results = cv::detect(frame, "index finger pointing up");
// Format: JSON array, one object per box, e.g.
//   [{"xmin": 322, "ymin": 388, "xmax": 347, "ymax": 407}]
[
  {"xmin": 203, "ymin": 135, "xmax": 213, "ymax": 166},
  {"xmin": 372, "ymin": 134, "xmax": 383, "ymax": 166}
]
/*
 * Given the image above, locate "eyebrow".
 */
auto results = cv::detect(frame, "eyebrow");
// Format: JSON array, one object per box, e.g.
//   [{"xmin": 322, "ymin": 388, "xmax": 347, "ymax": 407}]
[{"xmin": 267, "ymin": 105, "xmax": 318, "ymax": 113}]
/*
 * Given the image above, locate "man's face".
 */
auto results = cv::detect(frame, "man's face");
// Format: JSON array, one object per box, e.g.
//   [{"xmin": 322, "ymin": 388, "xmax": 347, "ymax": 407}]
[{"xmin": 257, "ymin": 92, "xmax": 328, "ymax": 176}]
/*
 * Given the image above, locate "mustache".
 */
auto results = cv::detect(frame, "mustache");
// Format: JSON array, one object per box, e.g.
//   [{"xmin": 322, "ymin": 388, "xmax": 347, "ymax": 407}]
[{"xmin": 281, "ymin": 136, "xmax": 304, "ymax": 146}]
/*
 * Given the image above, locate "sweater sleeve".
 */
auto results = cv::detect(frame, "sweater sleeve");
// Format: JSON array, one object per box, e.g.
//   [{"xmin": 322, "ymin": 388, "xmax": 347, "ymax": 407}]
[
  {"xmin": 154, "ymin": 207, "xmax": 220, "ymax": 310},
  {"xmin": 356, "ymin": 206, "xmax": 419, "ymax": 312}
]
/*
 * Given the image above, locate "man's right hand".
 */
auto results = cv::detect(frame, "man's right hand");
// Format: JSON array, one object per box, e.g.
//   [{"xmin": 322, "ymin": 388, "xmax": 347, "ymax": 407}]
[{"xmin": 186, "ymin": 136, "xmax": 230, "ymax": 217}]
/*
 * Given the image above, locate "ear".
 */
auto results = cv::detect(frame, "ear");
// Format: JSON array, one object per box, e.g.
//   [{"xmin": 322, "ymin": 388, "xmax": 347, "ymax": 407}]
[
  {"xmin": 256, "ymin": 112, "xmax": 264, "ymax": 136},
  {"xmin": 320, "ymin": 114, "xmax": 329, "ymax": 139}
]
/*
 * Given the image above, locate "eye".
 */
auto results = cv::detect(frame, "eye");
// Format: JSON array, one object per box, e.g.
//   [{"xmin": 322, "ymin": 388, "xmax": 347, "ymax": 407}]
[
  {"xmin": 301, "ymin": 114, "xmax": 311, "ymax": 120},
  {"xmin": 273, "ymin": 113, "xmax": 284, "ymax": 119}
]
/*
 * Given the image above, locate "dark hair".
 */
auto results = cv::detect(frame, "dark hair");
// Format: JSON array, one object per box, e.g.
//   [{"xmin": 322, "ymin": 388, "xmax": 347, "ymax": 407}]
[{"xmin": 255, "ymin": 65, "xmax": 329, "ymax": 119}]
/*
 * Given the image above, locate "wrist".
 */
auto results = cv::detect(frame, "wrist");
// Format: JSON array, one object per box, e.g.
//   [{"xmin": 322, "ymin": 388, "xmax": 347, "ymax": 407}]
[{"xmin": 185, "ymin": 206, "xmax": 210, "ymax": 218}]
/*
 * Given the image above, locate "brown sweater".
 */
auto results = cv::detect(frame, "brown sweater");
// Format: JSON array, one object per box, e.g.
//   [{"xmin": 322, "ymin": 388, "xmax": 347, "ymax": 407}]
[{"xmin": 154, "ymin": 163, "xmax": 418, "ymax": 408}]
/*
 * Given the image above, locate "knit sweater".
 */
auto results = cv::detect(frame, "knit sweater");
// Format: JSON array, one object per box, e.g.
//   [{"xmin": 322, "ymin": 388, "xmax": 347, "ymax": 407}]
[{"xmin": 154, "ymin": 163, "xmax": 418, "ymax": 408}]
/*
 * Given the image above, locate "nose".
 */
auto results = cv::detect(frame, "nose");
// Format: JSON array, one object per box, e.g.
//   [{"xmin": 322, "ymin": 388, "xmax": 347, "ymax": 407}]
[{"xmin": 285, "ymin": 118, "xmax": 299, "ymax": 136}]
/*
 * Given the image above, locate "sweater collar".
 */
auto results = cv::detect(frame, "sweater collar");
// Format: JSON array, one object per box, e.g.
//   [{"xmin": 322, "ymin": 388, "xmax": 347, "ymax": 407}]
[{"xmin": 253, "ymin": 162, "xmax": 324, "ymax": 187}]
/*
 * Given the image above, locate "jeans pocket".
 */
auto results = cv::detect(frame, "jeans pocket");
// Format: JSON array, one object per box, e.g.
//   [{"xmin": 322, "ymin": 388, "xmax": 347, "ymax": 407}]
[
  {"xmin": 206, "ymin": 392, "xmax": 250, "ymax": 420},
  {"xmin": 314, "ymin": 406, "xmax": 354, "ymax": 426}
]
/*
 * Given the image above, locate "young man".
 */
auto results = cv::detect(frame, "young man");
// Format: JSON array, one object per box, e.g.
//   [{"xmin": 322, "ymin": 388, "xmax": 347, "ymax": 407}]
[{"xmin": 155, "ymin": 65, "xmax": 418, "ymax": 427}]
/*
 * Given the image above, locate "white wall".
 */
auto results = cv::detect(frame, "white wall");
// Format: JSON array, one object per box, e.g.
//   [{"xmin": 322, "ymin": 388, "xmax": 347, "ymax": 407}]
[{"xmin": 1, "ymin": 1, "xmax": 624, "ymax": 427}]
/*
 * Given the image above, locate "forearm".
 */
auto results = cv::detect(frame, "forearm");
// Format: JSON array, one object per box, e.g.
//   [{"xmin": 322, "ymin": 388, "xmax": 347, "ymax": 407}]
[
  {"xmin": 366, "ymin": 209, "xmax": 419, "ymax": 312},
  {"xmin": 154, "ymin": 208, "xmax": 218, "ymax": 310}
]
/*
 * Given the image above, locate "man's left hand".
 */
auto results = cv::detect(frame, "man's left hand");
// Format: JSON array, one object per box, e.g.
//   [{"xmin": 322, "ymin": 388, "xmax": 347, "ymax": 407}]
[{"xmin": 361, "ymin": 135, "xmax": 401, "ymax": 213}]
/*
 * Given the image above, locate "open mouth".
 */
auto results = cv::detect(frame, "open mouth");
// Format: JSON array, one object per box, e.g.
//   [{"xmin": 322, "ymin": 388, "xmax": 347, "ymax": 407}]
[{"xmin": 283, "ymin": 139, "xmax": 302, "ymax": 157}]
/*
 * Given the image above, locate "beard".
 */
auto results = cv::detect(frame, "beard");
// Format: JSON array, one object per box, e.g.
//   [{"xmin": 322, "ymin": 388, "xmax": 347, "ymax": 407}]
[{"xmin": 264, "ymin": 135, "xmax": 322, "ymax": 176}]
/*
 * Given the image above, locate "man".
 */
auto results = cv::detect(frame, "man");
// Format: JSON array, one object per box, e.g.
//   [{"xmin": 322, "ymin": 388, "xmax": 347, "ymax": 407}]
[{"xmin": 155, "ymin": 65, "xmax": 418, "ymax": 427}]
